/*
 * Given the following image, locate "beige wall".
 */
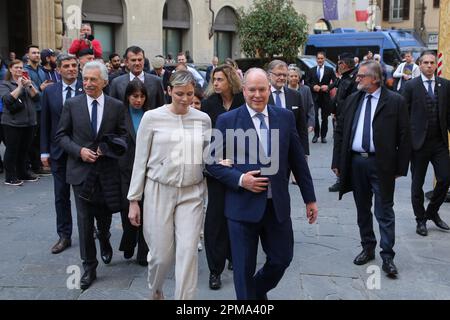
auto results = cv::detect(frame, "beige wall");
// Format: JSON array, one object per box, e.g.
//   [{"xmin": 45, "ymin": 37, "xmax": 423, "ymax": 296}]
[
  {"xmin": 30, "ymin": 0, "xmax": 63, "ymax": 50},
  {"xmin": 59, "ymin": 0, "xmax": 371, "ymax": 63}
]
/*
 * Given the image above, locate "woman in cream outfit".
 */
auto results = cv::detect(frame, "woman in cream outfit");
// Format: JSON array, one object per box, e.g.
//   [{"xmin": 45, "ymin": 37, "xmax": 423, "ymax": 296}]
[{"xmin": 127, "ymin": 71, "xmax": 211, "ymax": 300}]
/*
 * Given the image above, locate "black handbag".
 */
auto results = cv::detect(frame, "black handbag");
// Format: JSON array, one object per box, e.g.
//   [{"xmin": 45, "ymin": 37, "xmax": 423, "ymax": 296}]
[{"xmin": 5, "ymin": 97, "xmax": 25, "ymax": 114}]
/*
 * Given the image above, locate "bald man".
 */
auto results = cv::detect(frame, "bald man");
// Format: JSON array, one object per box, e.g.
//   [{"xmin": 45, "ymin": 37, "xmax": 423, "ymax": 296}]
[{"xmin": 206, "ymin": 68, "xmax": 318, "ymax": 300}]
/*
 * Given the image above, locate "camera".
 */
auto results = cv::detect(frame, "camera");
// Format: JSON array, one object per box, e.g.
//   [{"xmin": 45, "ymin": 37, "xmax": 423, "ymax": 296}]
[{"xmin": 83, "ymin": 33, "xmax": 95, "ymax": 41}]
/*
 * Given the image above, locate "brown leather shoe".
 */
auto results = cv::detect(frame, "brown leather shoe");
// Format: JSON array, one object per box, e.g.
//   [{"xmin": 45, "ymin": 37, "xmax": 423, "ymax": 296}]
[{"xmin": 51, "ymin": 238, "xmax": 71, "ymax": 254}]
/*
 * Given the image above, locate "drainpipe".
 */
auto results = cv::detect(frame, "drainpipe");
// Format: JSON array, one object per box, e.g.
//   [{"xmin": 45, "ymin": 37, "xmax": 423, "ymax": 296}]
[{"xmin": 209, "ymin": 0, "xmax": 215, "ymax": 39}]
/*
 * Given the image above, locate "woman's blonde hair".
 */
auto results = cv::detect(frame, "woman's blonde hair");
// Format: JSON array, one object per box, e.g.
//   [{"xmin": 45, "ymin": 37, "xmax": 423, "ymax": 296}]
[{"xmin": 204, "ymin": 64, "xmax": 242, "ymax": 97}]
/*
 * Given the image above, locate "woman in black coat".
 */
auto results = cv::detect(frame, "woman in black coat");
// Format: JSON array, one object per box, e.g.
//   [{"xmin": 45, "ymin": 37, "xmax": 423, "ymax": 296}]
[
  {"xmin": 201, "ymin": 64, "xmax": 245, "ymax": 289},
  {"xmin": 118, "ymin": 79, "xmax": 150, "ymax": 265}
]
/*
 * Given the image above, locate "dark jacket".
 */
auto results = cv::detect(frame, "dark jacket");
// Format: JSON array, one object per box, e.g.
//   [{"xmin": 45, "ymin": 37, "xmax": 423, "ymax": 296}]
[
  {"xmin": 0, "ymin": 80, "xmax": 38, "ymax": 127},
  {"xmin": 55, "ymin": 94, "xmax": 128, "ymax": 186},
  {"xmin": 201, "ymin": 92, "xmax": 245, "ymax": 128},
  {"xmin": 332, "ymin": 88, "xmax": 411, "ymax": 202},
  {"xmin": 79, "ymin": 134, "xmax": 127, "ymax": 213},
  {"xmin": 305, "ymin": 65, "xmax": 337, "ymax": 108},
  {"xmin": 330, "ymin": 68, "xmax": 358, "ymax": 117},
  {"xmin": 403, "ymin": 76, "xmax": 450, "ymax": 150}
]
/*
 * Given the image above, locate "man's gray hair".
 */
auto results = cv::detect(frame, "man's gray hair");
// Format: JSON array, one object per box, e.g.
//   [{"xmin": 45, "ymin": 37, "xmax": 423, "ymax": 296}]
[
  {"xmin": 82, "ymin": 61, "xmax": 109, "ymax": 81},
  {"xmin": 359, "ymin": 60, "xmax": 383, "ymax": 85},
  {"xmin": 56, "ymin": 53, "xmax": 78, "ymax": 68},
  {"xmin": 267, "ymin": 59, "xmax": 288, "ymax": 72},
  {"xmin": 243, "ymin": 68, "xmax": 270, "ymax": 86}
]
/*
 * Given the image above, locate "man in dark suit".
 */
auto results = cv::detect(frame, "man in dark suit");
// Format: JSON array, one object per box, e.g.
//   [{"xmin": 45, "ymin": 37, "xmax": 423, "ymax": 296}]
[
  {"xmin": 56, "ymin": 61, "xmax": 127, "ymax": 290},
  {"xmin": 41, "ymin": 54, "xmax": 84, "ymax": 254},
  {"xmin": 403, "ymin": 51, "xmax": 450, "ymax": 236},
  {"xmin": 207, "ymin": 68, "xmax": 318, "ymax": 300},
  {"xmin": 267, "ymin": 60, "xmax": 309, "ymax": 156},
  {"xmin": 205, "ymin": 56, "xmax": 219, "ymax": 85},
  {"xmin": 306, "ymin": 51, "xmax": 336, "ymax": 143},
  {"xmin": 332, "ymin": 60, "xmax": 411, "ymax": 277},
  {"xmin": 109, "ymin": 46, "xmax": 165, "ymax": 110}
]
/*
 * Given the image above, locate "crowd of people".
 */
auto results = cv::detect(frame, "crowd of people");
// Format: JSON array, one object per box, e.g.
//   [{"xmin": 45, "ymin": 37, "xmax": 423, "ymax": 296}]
[{"xmin": 0, "ymin": 24, "xmax": 449, "ymax": 300}]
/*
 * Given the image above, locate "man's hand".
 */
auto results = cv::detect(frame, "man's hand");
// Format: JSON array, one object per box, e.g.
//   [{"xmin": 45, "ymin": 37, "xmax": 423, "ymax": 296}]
[
  {"xmin": 308, "ymin": 126, "xmax": 314, "ymax": 133},
  {"xmin": 40, "ymin": 80, "xmax": 53, "ymax": 91},
  {"xmin": 41, "ymin": 157, "xmax": 51, "ymax": 168},
  {"xmin": 332, "ymin": 168, "xmax": 340, "ymax": 177},
  {"xmin": 320, "ymin": 85, "xmax": 329, "ymax": 92},
  {"xmin": 128, "ymin": 201, "xmax": 141, "ymax": 227},
  {"xmin": 80, "ymin": 147, "xmax": 98, "ymax": 163},
  {"xmin": 306, "ymin": 202, "xmax": 318, "ymax": 224},
  {"xmin": 96, "ymin": 146, "xmax": 103, "ymax": 157},
  {"xmin": 219, "ymin": 159, "xmax": 233, "ymax": 167},
  {"xmin": 241, "ymin": 170, "xmax": 269, "ymax": 193},
  {"xmin": 313, "ymin": 85, "xmax": 321, "ymax": 92}
]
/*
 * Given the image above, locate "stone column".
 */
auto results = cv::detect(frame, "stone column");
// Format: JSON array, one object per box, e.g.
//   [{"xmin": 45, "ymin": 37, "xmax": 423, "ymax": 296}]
[
  {"xmin": 30, "ymin": 0, "xmax": 56, "ymax": 49},
  {"xmin": 438, "ymin": 0, "xmax": 450, "ymax": 198},
  {"xmin": 54, "ymin": 0, "xmax": 64, "ymax": 50}
]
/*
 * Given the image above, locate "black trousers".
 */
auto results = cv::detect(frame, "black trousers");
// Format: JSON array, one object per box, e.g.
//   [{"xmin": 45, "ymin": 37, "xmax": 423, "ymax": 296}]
[
  {"xmin": 119, "ymin": 199, "xmax": 148, "ymax": 261},
  {"xmin": 0, "ymin": 113, "xmax": 4, "ymax": 168},
  {"xmin": 73, "ymin": 184, "xmax": 112, "ymax": 272},
  {"xmin": 411, "ymin": 138, "xmax": 450, "ymax": 222},
  {"xmin": 314, "ymin": 98, "xmax": 329, "ymax": 139},
  {"xmin": 28, "ymin": 110, "xmax": 41, "ymax": 171},
  {"xmin": 351, "ymin": 154, "xmax": 395, "ymax": 260},
  {"xmin": 204, "ymin": 177, "xmax": 232, "ymax": 276},
  {"xmin": 2, "ymin": 125, "xmax": 34, "ymax": 181},
  {"xmin": 51, "ymin": 155, "xmax": 72, "ymax": 239}
]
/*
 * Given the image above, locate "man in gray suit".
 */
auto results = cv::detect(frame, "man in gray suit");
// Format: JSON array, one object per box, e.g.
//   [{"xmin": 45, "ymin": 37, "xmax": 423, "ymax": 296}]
[
  {"xmin": 56, "ymin": 61, "xmax": 127, "ymax": 290},
  {"xmin": 109, "ymin": 46, "xmax": 165, "ymax": 109}
]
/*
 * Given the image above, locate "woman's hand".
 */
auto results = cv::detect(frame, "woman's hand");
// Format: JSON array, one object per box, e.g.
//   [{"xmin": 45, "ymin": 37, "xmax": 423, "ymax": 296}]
[{"xmin": 128, "ymin": 201, "xmax": 141, "ymax": 227}]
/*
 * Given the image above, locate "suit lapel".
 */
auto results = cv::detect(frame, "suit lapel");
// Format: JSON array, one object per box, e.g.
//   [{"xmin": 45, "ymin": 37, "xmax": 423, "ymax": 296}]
[
  {"xmin": 75, "ymin": 81, "xmax": 84, "ymax": 96},
  {"xmin": 80, "ymin": 95, "xmax": 95, "ymax": 139},
  {"xmin": 373, "ymin": 87, "xmax": 388, "ymax": 119},
  {"xmin": 54, "ymin": 83, "xmax": 63, "ymax": 111},
  {"xmin": 97, "ymin": 96, "xmax": 110, "ymax": 139},
  {"xmin": 436, "ymin": 77, "xmax": 446, "ymax": 122},
  {"xmin": 124, "ymin": 106, "xmax": 137, "ymax": 143},
  {"xmin": 350, "ymin": 92, "xmax": 365, "ymax": 144}
]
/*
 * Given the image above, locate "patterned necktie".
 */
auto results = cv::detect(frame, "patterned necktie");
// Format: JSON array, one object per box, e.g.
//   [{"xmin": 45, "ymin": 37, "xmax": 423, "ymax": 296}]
[
  {"xmin": 255, "ymin": 113, "xmax": 269, "ymax": 156},
  {"xmin": 426, "ymin": 80, "xmax": 435, "ymax": 98},
  {"xmin": 362, "ymin": 95, "xmax": 372, "ymax": 152},
  {"xmin": 91, "ymin": 100, "xmax": 98, "ymax": 136},
  {"xmin": 65, "ymin": 86, "xmax": 72, "ymax": 102},
  {"xmin": 274, "ymin": 90, "xmax": 283, "ymax": 108}
]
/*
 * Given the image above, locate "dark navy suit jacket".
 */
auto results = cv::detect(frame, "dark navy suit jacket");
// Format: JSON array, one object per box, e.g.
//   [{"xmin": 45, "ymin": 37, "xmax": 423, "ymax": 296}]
[
  {"xmin": 206, "ymin": 104, "xmax": 316, "ymax": 224},
  {"xmin": 41, "ymin": 81, "xmax": 84, "ymax": 160}
]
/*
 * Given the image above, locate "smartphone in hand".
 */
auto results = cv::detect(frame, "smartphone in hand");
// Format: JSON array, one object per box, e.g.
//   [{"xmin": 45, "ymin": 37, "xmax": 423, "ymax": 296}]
[{"xmin": 22, "ymin": 71, "xmax": 29, "ymax": 79}]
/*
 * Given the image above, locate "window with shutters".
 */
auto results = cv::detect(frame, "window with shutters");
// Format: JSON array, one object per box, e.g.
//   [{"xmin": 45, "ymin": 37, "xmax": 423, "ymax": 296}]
[
  {"xmin": 433, "ymin": 0, "xmax": 440, "ymax": 8},
  {"xmin": 388, "ymin": 0, "xmax": 410, "ymax": 22}
]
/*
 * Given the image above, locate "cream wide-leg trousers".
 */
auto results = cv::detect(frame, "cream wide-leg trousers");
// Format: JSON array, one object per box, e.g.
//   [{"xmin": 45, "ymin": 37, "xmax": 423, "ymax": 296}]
[{"xmin": 142, "ymin": 178, "xmax": 205, "ymax": 300}]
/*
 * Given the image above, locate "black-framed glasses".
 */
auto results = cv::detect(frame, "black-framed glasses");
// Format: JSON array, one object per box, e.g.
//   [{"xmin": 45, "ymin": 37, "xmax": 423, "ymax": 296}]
[{"xmin": 270, "ymin": 72, "xmax": 288, "ymax": 78}]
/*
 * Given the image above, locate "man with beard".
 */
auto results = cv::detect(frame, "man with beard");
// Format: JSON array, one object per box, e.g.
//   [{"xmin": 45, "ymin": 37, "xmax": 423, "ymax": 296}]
[
  {"xmin": 41, "ymin": 49, "xmax": 61, "ymax": 83},
  {"xmin": 332, "ymin": 60, "xmax": 411, "ymax": 277}
]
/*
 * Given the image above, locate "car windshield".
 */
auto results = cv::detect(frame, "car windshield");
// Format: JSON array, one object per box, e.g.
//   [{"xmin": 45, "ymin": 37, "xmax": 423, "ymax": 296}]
[{"xmin": 299, "ymin": 56, "xmax": 336, "ymax": 69}]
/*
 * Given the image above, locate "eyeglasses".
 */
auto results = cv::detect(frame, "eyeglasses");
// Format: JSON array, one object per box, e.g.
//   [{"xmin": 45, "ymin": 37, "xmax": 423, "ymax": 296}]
[
  {"xmin": 270, "ymin": 72, "xmax": 288, "ymax": 78},
  {"xmin": 356, "ymin": 74, "xmax": 371, "ymax": 79}
]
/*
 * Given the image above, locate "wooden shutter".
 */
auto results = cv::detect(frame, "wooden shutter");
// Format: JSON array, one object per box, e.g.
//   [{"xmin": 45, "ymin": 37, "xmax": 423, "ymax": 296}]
[
  {"xmin": 383, "ymin": 0, "xmax": 390, "ymax": 21},
  {"xmin": 403, "ymin": 0, "xmax": 410, "ymax": 20}
]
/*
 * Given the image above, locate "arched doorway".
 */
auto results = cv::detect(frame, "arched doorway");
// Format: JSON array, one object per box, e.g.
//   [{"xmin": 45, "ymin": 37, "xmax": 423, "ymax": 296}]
[
  {"xmin": 214, "ymin": 6, "xmax": 239, "ymax": 62},
  {"xmin": 313, "ymin": 19, "xmax": 332, "ymax": 34},
  {"xmin": 0, "ymin": 0, "xmax": 31, "ymax": 57},
  {"xmin": 82, "ymin": 0, "xmax": 124, "ymax": 60},
  {"xmin": 163, "ymin": 0, "xmax": 191, "ymax": 59}
]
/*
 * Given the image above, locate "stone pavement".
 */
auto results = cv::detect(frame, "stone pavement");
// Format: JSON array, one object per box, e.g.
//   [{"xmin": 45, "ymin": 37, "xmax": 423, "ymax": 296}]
[{"xmin": 0, "ymin": 133, "xmax": 449, "ymax": 300}]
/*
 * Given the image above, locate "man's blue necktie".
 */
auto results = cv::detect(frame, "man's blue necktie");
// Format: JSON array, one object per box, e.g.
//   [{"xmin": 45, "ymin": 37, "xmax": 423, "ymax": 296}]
[
  {"xmin": 426, "ymin": 80, "xmax": 435, "ymax": 98},
  {"xmin": 317, "ymin": 66, "xmax": 321, "ymax": 81},
  {"xmin": 274, "ymin": 90, "xmax": 283, "ymax": 108},
  {"xmin": 91, "ymin": 100, "xmax": 98, "ymax": 136},
  {"xmin": 362, "ymin": 95, "xmax": 372, "ymax": 153},
  {"xmin": 65, "ymin": 86, "xmax": 72, "ymax": 103},
  {"xmin": 255, "ymin": 113, "xmax": 269, "ymax": 156}
]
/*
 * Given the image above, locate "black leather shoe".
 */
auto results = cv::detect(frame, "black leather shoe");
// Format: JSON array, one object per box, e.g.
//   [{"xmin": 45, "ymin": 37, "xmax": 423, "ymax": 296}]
[
  {"xmin": 382, "ymin": 258, "xmax": 398, "ymax": 277},
  {"xmin": 353, "ymin": 250, "xmax": 375, "ymax": 265},
  {"xmin": 124, "ymin": 249, "xmax": 134, "ymax": 260},
  {"xmin": 137, "ymin": 259, "xmax": 148, "ymax": 266},
  {"xmin": 80, "ymin": 269, "xmax": 97, "ymax": 290},
  {"xmin": 227, "ymin": 261, "xmax": 233, "ymax": 271},
  {"xmin": 51, "ymin": 238, "xmax": 71, "ymax": 254},
  {"xmin": 321, "ymin": 137, "xmax": 327, "ymax": 143},
  {"xmin": 416, "ymin": 221, "xmax": 428, "ymax": 236},
  {"xmin": 430, "ymin": 215, "xmax": 450, "ymax": 230},
  {"xmin": 99, "ymin": 238, "xmax": 113, "ymax": 264},
  {"xmin": 209, "ymin": 273, "xmax": 222, "ymax": 290},
  {"xmin": 328, "ymin": 182, "xmax": 340, "ymax": 192},
  {"xmin": 312, "ymin": 136, "xmax": 318, "ymax": 143}
]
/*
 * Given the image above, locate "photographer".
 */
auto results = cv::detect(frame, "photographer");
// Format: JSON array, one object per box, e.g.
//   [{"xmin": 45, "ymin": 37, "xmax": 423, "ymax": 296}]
[{"xmin": 69, "ymin": 23, "xmax": 103, "ymax": 59}]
